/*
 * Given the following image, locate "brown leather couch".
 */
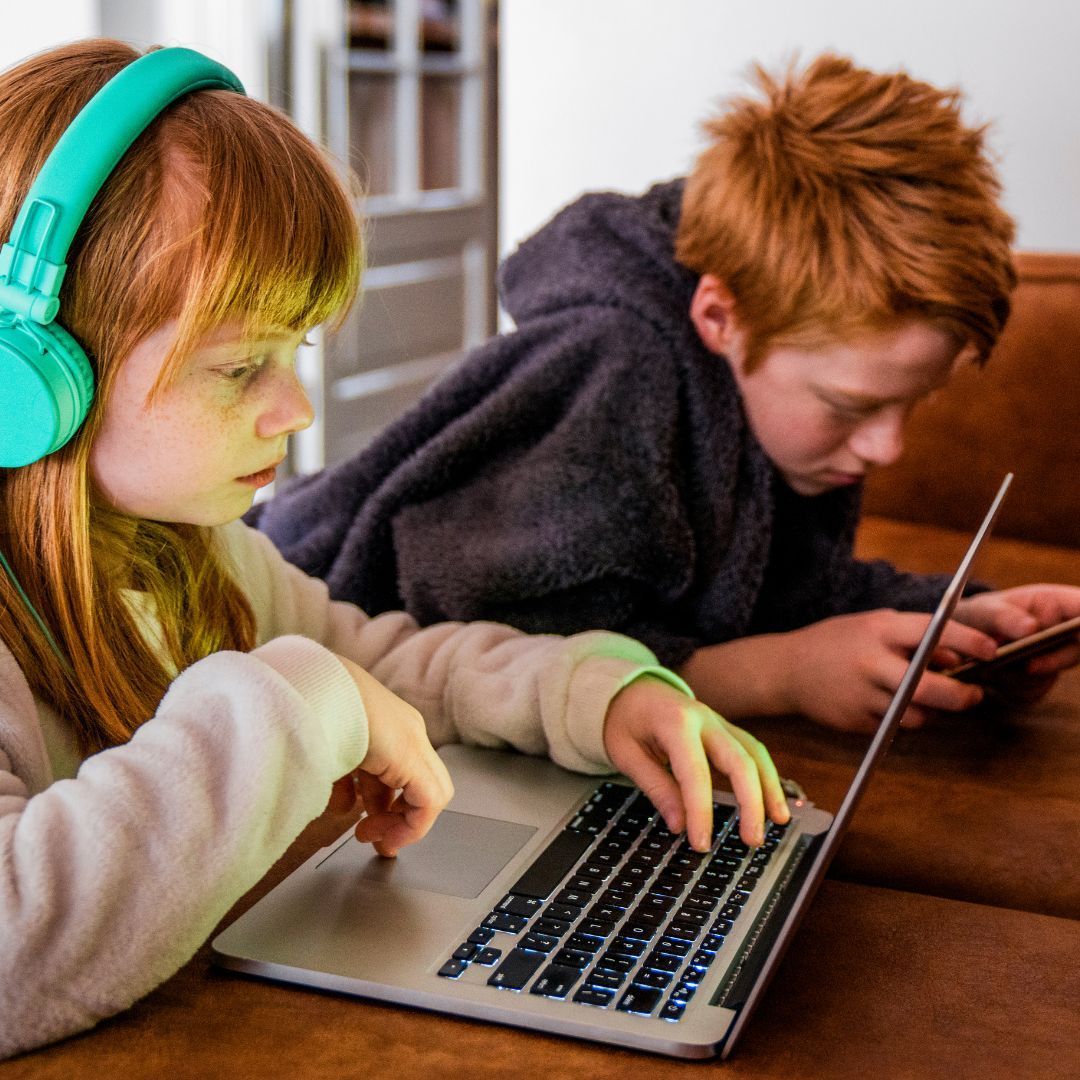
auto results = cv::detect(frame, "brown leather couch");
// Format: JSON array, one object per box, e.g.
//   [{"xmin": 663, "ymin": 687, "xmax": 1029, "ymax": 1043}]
[
  {"xmin": 754, "ymin": 250, "xmax": 1080, "ymax": 919},
  {"xmin": 862, "ymin": 252, "xmax": 1080, "ymax": 552}
]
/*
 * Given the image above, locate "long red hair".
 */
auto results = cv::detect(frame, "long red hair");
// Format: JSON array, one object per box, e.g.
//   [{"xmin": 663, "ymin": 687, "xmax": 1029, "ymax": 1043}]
[{"xmin": 0, "ymin": 40, "xmax": 361, "ymax": 754}]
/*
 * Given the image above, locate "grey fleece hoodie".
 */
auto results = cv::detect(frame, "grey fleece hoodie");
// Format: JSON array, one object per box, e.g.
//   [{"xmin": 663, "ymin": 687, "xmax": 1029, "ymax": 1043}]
[{"xmin": 252, "ymin": 179, "xmax": 959, "ymax": 666}]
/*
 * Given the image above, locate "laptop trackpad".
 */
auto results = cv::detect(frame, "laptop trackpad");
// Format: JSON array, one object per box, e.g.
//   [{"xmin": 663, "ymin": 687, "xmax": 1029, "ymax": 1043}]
[{"xmin": 323, "ymin": 810, "xmax": 537, "ymax": 899}]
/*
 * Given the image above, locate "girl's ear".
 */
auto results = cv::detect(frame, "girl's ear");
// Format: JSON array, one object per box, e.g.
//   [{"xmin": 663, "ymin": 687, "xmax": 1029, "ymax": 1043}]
[{"xmin": 689, "ymin": 274, "xmax": 744, "ymax": 359}]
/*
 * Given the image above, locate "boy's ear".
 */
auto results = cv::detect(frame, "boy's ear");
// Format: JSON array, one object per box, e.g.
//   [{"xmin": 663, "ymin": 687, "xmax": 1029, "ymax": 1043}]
[{"xmin": 689, "ymin": 274, "xmax": 743, "ymax": 358}]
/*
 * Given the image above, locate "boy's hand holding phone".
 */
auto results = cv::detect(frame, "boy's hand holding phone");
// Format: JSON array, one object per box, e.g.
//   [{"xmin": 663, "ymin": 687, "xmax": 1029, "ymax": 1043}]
[
  {"xmin": 602, "ymin": 676, "xmax": 790, "ymax": 853},
  {"xmin": 951, "ymin": 585, "xmax": 1080, "ymax": 701},
  {"xmin": 679, "ymin": 611, "xmax": 999, "ymax": 735},
  {"xmin": 778, "ymin": 610, "xmax": 999, "ymax": 732}
]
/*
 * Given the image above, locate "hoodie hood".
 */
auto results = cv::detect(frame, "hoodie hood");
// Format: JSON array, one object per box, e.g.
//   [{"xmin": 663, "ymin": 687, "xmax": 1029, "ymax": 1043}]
[{"xmin": 498, "ymin": 179, "xmax": 699, "ymax": 336}]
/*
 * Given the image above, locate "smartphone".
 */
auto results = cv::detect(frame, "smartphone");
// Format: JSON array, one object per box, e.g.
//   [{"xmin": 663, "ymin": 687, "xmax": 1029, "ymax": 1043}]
[{"xmin": 944, "ymin": 614, "xmax": 1080, "ymax": 683}]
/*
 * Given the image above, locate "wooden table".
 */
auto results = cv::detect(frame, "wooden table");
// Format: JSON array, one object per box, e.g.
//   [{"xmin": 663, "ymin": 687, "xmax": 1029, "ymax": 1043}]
[
  {"xmin": 4, "ymin": 877, "xmax": 1077, "ymax": 1080},
  {"xmin": 753, "ymin": 666, "xmax": 1080, "ymax": 919},
  {"xmin": 5, "ymin": 667, "xmax": 1079, "ymax": 1080}
]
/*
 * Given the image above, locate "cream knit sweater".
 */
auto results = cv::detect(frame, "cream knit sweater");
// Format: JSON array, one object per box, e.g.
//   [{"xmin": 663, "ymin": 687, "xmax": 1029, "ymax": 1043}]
[{"xmin": 0, "ymin": 520, "xmax": 669, "ymax": 1058}]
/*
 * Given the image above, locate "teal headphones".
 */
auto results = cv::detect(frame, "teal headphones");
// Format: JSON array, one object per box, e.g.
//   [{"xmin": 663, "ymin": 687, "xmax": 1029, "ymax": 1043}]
[
  {"xmin": 0, "ymin": 46, "xmax": 244, "ymax": 469},
  {"xmin": 0, "ymin": 47, "xmax": 244, "ymax": 669}
]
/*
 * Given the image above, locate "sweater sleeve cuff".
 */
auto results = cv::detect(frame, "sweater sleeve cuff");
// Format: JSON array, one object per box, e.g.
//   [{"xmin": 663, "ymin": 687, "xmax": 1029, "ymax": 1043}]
[
  {"xmin": 571, "ymin": 663, "xmax": 696, "ymax": 767},
  {"xmin": 616, "ymin": 665, "xmax": 696, "ymax": 700},
  {"xmin": 560, "ymin": 633, "xmax": 695, "ymax": 771},
  {"xmin": 252, "ymin": 635, "xmax": 369, "ymax": 777}
]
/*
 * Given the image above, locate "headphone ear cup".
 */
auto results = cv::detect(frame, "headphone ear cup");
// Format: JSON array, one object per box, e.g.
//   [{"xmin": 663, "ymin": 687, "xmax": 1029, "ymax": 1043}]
[{"xmin": 0, "ymin": 316, "xmax": 95, "ymax": 467}]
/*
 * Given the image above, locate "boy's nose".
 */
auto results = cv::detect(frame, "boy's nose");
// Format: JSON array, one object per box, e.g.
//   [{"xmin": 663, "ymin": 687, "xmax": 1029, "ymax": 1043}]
[{"xmin": 849, "ymin": 409, "xmax": 905, "ymax": 467}]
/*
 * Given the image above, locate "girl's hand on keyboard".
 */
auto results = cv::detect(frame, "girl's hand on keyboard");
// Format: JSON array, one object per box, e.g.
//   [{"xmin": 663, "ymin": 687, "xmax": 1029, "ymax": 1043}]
[
  {"xmin": 602, "ymin": 675, "xmax": 790, "ymax": 852},
  {"xmin": 335, "ymin": 655, "xmax": 454, "ymax": 858}
]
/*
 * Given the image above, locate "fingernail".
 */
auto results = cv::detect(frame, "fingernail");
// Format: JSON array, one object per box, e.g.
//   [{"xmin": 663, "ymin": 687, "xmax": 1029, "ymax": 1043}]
[{"xmin": 661, "ymin": 806, "xmax": 682, "ymax": 834}]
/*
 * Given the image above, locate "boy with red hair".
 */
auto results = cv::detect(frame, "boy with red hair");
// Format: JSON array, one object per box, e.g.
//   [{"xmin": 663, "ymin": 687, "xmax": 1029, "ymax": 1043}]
[{"xmin": 256, "ymin": 54, "xmax": 1080, "ymax": 733}]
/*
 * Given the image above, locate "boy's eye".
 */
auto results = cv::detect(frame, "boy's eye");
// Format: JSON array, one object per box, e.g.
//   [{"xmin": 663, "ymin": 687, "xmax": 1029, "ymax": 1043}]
[{"xmin": 827, "ymin": 399, "xmax": 876, "ymax": 421}]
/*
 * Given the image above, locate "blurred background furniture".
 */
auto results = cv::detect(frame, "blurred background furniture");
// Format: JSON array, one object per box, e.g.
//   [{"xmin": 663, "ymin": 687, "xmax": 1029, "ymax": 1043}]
[{"xmin": 289, "ymin": 0, "xmax": 500, "ymax": 474}]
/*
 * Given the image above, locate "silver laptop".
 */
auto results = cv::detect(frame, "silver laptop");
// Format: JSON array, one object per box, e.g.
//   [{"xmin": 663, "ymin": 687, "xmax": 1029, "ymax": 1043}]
[{"xmin": 212, "ymin": 475, "xmax": 1012, "ymax": 1059}]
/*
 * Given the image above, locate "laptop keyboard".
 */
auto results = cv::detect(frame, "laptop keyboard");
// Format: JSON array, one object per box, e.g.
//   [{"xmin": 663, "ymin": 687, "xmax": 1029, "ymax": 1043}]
[{"xmin": 436, "ymin": 781, "xmax": 787, "ymax": 1022}]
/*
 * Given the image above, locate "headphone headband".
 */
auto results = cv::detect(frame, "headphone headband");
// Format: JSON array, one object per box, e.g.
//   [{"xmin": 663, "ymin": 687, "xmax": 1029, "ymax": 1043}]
[
  {"xmin": 0, "ymin": 46, "xmax": 245, "ymax": 468},
  {"xmin": 0, "ymin": 48, "xmax": 244, "ymax": 323}
]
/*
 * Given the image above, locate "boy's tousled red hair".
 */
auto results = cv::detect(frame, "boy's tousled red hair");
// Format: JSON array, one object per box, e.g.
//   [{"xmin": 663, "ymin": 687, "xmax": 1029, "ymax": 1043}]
[{"xmin": 675, "ymin": 53, "xmax": 1017, "ymax": 369}]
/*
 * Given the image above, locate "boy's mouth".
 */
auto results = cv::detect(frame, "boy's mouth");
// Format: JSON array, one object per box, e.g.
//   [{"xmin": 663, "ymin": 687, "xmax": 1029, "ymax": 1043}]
[{"xmin": 823, "ymin": 469, "xmax": 865, "ymax": 487}]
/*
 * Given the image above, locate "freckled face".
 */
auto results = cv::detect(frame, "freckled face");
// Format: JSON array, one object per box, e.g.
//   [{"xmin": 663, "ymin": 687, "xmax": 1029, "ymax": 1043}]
[
  {"xmin": 727, "ymin": 321, "xmax": 965, "ymax": 496},
  {"xmin": 90, "ymin": 321, "xmax": 314, "ymax": 525}
]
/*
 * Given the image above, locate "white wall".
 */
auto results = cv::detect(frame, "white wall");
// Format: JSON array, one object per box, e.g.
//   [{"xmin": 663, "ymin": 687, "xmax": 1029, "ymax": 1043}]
[
  {"xmin": 134, "ymin": 0, "xmax": 275, "ymax": 102},
  {"xmin": 1, "ymin": 2, "xmax": 99, "ymax": 68},
  {"xmin": 0, "ymin": 1, "xmax": 272, "ymax": 102},
  {"xmin": 500, "ymin": 0, "xmax": 1080, "ymax": 255}
]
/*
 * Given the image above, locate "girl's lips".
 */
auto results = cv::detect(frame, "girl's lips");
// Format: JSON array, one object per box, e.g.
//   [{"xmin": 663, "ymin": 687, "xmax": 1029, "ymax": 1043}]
[{"xmin": 236, "ymin": 465, "xmax": 279, "ymax": 487}]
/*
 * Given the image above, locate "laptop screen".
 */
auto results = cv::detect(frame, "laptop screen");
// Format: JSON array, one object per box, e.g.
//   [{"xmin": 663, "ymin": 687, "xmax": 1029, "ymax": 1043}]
[{"xmin": 720, "ymin": 472, "xmax": 1013, "ymax": 1057}]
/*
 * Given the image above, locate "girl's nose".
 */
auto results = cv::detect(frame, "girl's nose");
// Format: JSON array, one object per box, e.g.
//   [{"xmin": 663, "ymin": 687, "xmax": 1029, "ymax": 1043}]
[{"xmin": 256, "ymin": 368, "xmax": 315, "ymax": 439}]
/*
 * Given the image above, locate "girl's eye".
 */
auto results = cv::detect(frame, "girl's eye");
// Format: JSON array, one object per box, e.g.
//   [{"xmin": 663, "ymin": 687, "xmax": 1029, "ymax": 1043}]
[{"xmin": 217, "ymin": 358, "xmax": 264, "ymax": 382}]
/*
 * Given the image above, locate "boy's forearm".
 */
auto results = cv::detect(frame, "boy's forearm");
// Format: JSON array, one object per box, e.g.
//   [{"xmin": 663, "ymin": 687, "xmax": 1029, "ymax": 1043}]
[{"xmin": 676, "ymin": 634, "xmax": 798, "ymax": 720}]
